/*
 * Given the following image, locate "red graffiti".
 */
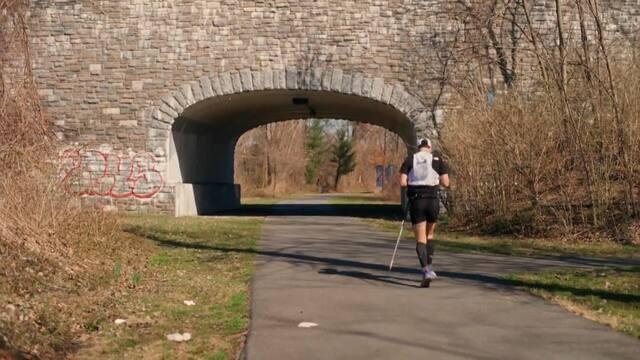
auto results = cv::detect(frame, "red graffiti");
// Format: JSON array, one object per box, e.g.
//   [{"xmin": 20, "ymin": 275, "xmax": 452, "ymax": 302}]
[{"xmin": 60, "ymin": 148, "xmax": 164, "ymax": 199}]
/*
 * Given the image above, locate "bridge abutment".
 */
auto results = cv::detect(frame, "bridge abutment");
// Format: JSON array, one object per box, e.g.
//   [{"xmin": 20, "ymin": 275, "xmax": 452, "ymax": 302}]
[{"xmin": 30, "ymin": 1, "xmax": 638, "ymax": 215}]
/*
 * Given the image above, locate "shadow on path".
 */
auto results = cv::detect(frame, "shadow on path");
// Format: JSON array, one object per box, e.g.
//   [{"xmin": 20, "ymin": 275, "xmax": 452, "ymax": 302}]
[
  {"xmin": 133, "ymin": 230, "xmax": 640, "ymax": 304},
  {"xmin": 318, "ymin": 268, "xmax": 421, "ymax": 288},
  {"xmin": 215, "ymin": 203, "xmax": 401, "ymax": 219}
]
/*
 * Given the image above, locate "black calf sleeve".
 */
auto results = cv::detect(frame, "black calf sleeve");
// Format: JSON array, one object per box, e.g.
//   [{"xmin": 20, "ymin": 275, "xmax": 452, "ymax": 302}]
[
  {"xmin": 426, "ymin": 241, "xmax": 435, "ymax": 265},
  {"xmin": 416, "ymin": 242, "xmax": 428, "ymax": 268}
]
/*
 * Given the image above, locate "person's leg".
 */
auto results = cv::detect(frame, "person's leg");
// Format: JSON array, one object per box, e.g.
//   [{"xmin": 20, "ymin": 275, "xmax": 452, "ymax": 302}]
[
  {"xmin": 414, "ymin": 221, "xmax": 428, "ymax": 268},
  {"xmin": 415, "ymin": 226, "xmax": 430, "ymax": 287},
  {"xmin": 424, "ymin": 197, "xmax": 440, "ymax": 278},
  {"xmin": 411, "ymin": 197, "xmax": 431, "ymax": 287},
  {"xmin": 413, "ymin": 221, "xmax": 427, "ymax": 243},
  {"xmin": 411, "ymin": 197, "xmax": 428, "ymax": 268},
  {"xmin": 426, "ymin": 222, "xmax": 437, "ymax": 241},
  {"xmin": 426, "ymin": 222, "xmax": 437, "ymax": 265}
]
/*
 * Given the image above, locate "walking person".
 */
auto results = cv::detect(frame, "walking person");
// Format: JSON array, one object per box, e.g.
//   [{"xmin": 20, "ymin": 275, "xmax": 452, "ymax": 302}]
[{"xmin": 400, "ymin": 138, "xmax": 450, "ymax": 287}]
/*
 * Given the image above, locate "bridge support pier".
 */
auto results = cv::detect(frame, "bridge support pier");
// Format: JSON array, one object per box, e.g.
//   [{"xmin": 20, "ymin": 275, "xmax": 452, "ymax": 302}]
[
  {"xmin": 167, "ymin": 119, "xmax": 241, "ymax": 216},
  {"xmin": 174, "ymin": 183, "xmax": 241, "ymax": 216}
]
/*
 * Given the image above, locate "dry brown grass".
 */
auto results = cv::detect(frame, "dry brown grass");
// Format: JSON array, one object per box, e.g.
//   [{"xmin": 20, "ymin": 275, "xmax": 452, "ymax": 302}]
[
  {"xmin": 443, "ymin": 55, "xmax": 640, "ymax": 241},
  {"xmin": 0, "ymin": 2, "xmax": 147, "ymax": 358},
  {"xmin": 440, "ymin": 1, "xmax": 640, "ymax": 241}
]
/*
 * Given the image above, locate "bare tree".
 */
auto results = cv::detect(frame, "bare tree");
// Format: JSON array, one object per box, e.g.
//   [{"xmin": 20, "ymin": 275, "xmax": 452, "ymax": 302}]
[{"xmin": 439, "ymin": 0, "xmax": 640, "ymax": 240}]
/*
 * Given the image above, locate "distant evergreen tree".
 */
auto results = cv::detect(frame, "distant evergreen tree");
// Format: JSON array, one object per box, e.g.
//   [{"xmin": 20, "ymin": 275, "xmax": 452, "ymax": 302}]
[
  {"xmin": 331, "ymin": 128, "xmax": 356, "ymax": 190},
  {"xmin": 305, "ymin": 119, "xmax": 325, "ymax": 184}
]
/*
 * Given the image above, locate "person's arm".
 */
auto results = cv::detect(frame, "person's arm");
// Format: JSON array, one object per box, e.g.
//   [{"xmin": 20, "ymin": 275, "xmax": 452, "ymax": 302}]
[
  {"xmin": 399, "ymin": 156, "xmax": 412, "ymax": 187},
  {"xmin": 435, "ymin": 154, "xmax": 450, "ymax": 188},
  {"xmin": 439, "ymin": 174, "xmax": 450, "ymax": 188}
]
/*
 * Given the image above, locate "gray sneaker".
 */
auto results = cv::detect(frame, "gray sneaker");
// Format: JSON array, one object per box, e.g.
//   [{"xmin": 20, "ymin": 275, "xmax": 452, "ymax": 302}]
[
  {"xmin": 426, "ymin": 265, "xmax": 437, "ymax": 279},
  {"xmin": 420, "ymin": 270, "xmax": 431, "ymax": 288}
]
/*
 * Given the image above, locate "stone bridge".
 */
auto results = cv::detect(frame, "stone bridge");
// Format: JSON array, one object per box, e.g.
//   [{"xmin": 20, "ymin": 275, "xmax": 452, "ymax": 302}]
[{"xmin": 29, "ymin": 0, "xmax": 640, "ymax": 215}]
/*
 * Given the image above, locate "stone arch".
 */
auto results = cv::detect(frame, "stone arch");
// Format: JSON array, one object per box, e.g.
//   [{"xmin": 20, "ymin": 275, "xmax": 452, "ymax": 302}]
[
  {"xmin": 149, "ymin": 67, "xmax": 434, "ymax": 146},
  {"xmin": 146, "ymin": 67, "xmax": 434, "ymax": 216}
]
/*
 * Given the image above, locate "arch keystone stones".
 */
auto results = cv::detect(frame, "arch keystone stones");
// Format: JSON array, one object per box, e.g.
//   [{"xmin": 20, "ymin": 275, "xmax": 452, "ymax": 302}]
[{"xmin": 149, "ymin": 67, "xmax": 428, "ymax": 133}]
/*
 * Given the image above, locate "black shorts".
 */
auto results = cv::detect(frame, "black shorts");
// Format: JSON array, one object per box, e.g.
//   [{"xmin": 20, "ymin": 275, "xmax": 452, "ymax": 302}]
[{"xmin": 409, "ymin": 196, "xmax": 440, "ymax": 225}]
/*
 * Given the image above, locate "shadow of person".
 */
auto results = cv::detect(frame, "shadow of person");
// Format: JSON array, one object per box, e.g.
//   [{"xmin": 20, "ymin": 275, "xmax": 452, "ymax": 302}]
[{"xmin": 319, "ymin": 268, "xmax": 420, "ymax": 288}]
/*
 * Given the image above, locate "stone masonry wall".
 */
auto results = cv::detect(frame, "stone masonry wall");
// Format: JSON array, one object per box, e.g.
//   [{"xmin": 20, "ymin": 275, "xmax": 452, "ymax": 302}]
[{"xmin": 29, "ymin": 0, "xmax": 640, "ymax": 213}]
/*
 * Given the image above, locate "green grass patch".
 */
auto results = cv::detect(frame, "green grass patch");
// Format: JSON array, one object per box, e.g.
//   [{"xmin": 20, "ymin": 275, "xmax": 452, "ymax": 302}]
[
  {"xmin": 148, "ymin": 252, "xmax": 173, "ymax": 266},
  {"xmin": 206, "ymin": 350, "xmax": 230, "ymax": 360},
  {"xmin": 328, "ymin": 193, "xmax": 398, "ymax": 205},
  {"xmin": 505, "ymin": 267, "xmax": 640, "ymax": 338},
  {"xmin": 74, "ymin": 214, "xmax": 262, "ymax": 359},
  {"xmin": 366, "ymin": 218, "xmax": 640, "ymax": 259}
]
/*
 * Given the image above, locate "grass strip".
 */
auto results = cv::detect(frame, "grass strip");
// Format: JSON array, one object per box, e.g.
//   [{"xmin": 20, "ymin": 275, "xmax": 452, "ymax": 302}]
[
  {"xmin": 505, "ymin": 267, "xmax": 640, "ymax": 339},
  {"xmin": 366, "ymin": 218, "xmax": 640, "ymax": 259}
]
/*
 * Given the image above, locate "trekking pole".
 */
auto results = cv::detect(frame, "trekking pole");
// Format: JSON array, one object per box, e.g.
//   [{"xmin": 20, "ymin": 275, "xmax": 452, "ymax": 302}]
[
  {"xmin": 389, "ymin": 194, "xmax": 410, "ymax": 271},
  {"xmin": 388, "ymin": 219, "xmax": 405, "ymax": 271}
]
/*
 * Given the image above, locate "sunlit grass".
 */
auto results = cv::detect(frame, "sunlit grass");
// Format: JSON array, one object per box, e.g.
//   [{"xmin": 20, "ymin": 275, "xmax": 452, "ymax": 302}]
[
  {"xmin": 328, "ymin": 192, "xmax": 398, "ymax": 205},
  {"xmin": 74, "ymin": 215, "xmax": 262, "ymax": 359},
  {"xmin": 242, "ymin": 197, "xmax": 282, "ymax": 205},
  {"xmin": 506, "ymin": 267, "xmax": 640, "ymax": 338},
  {"xmin": 366, "ymin": 218, "xmax": 640, "ymax": 259}
]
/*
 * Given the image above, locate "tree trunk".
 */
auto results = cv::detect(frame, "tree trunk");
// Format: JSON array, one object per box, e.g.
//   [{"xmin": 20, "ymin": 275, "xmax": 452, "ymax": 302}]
[{"xmin": 555, "ymin": 0, "xmax": 567, "ymax": 89}]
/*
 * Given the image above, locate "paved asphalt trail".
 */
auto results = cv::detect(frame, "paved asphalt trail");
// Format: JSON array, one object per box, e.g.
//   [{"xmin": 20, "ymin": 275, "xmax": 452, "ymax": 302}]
[{"xmin": 244, "ymin": 195, "xmax": 639, "ymax": 360}]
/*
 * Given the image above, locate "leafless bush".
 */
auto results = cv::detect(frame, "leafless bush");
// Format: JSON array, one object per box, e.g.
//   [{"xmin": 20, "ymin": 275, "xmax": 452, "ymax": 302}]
[
  {"xmin": 0, "ymin": 2, "xmax": 138, "ymax": 357},
  {"xmin": 235, "ymin": 120, "xmax": 308, "ymax": 196},
  {"xmin": 235, "ymin": 120, "xmax": 406, "ymax": 199},
  {"xmin": 340, "ymin": 123, "xmax": 406, "ymax": 198},
  {"xmin": 441, "ymin": 0, "xmax": 640, "ymax": 241}
]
